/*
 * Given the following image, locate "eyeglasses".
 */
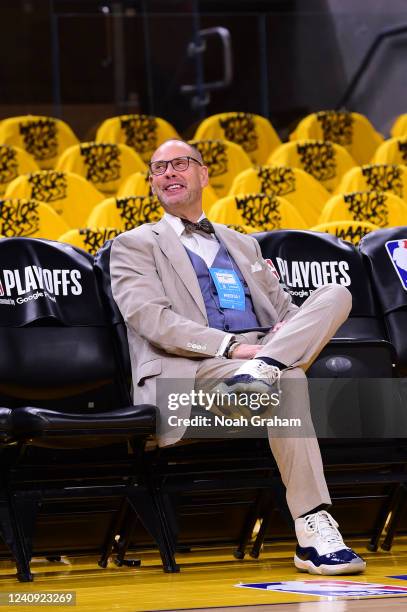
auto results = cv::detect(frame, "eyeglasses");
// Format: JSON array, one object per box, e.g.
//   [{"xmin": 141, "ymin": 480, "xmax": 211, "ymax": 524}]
[{"xmin": 149, "ymin": 156, "xmax": 202, "ymax": 176}]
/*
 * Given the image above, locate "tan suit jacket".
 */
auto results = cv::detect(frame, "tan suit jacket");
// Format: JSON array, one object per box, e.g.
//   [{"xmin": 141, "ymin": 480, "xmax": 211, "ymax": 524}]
[{"xmin": 110, "ymin": 218, "xmax": 298, "ymax": 445}]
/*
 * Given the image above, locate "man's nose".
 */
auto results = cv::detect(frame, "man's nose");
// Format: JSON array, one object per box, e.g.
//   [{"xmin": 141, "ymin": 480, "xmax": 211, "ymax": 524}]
[{"xmin": 163, "ymin": 161, "xmax": 178, "ymax": 177}]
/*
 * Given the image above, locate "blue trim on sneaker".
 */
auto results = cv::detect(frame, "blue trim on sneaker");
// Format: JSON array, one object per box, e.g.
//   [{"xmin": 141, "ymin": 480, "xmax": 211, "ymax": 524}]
[{"xmin": 296, "ymin": 545, "xmax": 363, "ymax": 567}]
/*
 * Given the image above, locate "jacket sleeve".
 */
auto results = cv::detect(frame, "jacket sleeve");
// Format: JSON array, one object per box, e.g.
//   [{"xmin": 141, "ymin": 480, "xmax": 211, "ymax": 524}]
[{"xmin": 110, "ymin": 231, "xmax": 230, "ymax": 358}]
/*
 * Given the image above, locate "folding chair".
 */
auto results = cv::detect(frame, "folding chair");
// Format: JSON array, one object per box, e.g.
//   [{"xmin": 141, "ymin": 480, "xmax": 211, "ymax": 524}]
[
  {"xmin": 310, "ymin": 220, "xmax": 379, "ymax": 245},
  {"xmin": 0, "ymin": 198, "xmax": 69, "ymax": 239},
  {"xmin": 87, "ymin": 195, "xmax": 164, "ymax": 231},
  {"xmin": 335, "ymin": 164, "xmax": 407, "ymax": 202},
  {"xmin": 0, "ymin": 145, "xmax": 39, "ymax": 195},
  {"xmin": 318, "ymin": 190, "xmax": 407, "ymax": 227}
]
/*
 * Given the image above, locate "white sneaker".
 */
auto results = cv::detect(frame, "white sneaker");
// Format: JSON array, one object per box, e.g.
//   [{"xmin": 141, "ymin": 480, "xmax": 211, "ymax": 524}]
[
  {"xmin": 294, "ymin": 510, "xmax": 366, "ymax": 575},
  {"xmin": 221, "ymin": 359, "xmax": 282, "ymax": 394}
]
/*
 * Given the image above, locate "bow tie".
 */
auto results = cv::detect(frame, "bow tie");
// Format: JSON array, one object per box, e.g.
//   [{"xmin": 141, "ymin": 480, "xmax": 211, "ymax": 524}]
[{"xmin": 181, "ymin": 217, "xmax": 215, "ymax": 235}]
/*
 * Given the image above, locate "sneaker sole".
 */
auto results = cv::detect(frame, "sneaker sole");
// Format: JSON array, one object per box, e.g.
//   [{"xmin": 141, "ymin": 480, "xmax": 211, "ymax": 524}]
[{"xmin": 294, "ymin": 555, "xmax": 366, "ymax": 575}]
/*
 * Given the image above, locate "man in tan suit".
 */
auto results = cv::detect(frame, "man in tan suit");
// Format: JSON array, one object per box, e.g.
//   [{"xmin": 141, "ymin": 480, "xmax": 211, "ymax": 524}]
[{"xmin": 110, "ymin": 138, "xmax": 366, "ymax": 575}]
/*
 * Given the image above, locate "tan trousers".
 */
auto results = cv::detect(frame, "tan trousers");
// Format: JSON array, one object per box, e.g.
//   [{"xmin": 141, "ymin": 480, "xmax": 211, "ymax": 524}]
[{"xmin": 195, "ymin": 284, "xmax": 352, "ymax": 519}]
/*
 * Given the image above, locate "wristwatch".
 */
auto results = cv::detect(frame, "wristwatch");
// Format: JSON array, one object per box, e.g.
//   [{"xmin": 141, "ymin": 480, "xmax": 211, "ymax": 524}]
[{"xmin": 225, "ymin": 339, "xmax": 240, "ymax": 359}]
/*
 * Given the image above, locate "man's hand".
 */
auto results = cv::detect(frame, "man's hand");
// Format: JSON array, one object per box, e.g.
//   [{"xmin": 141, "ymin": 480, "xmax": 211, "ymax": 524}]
[{"xmin": 230, "ymin": 344, "xmax": 262, "ymax": 360}]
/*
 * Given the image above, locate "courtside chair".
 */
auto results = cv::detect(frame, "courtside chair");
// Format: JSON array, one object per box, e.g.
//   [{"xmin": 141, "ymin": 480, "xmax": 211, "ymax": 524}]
[
  {"xmin": 59, "ymin": 228, "xmax": 122, "ymax": 255},
  {"xmin": 267, "ymin": 140, "xmax": 357, "ymax": 193},
  {"xmin": 236, "ymin": 229, "xmax": 395, "ymax": 558},
  {"xmin": 208, "ymin": 193, "xmax": 308, "ymax": 231},
  {"xmin": 96, "ymin": 114, "xmax": 180, "ymax": 164},
  {"xmin": 189, "ymin": 139, "xmax": 252, "ymax": 197},
  {"xmin": 0, "ymin": 145, "xmax": 39, "ymax": 196},
  {"xmin": 290, "ymin": 111, "xmax": 383, "ymax": 165},
  {"xmin": 0, "ymin": 237, "xmax": 176, "ymax": 581},
  {"xmin": 5, "ymin": 170, "xmax": 105, "ymax": 228},
  {"xmin": 335, "ymin": 164, "xmax": 407, "ymax": 202},
  {"xmin": 56, "ymin": 142, "xmax": 146, "ymax": 196},
  {"xmin": 391, "ymin": 113, "xmax": 407, "ymax": 138},
  {"xmin": 229, "ymin": 165, "xmax": 330, "ymax": 226},
  {"xmin": 360, "ymin": 227, "xmax": 407, "ymax": 551},
  {"xmin": 318, "ymin": 191, "xmax": 407, "ymax": 227},
  {"xmin": 87, "ymin": 195, "xmax": 164, "ymax": 231},
  {"xmin": 371, "ymin": 137, "xmax": 407, "ymax": 166},
  {"xmin": 0, "ymin": 198, "xmax": 69, "ymax": 240},
  {"xmin": 0, "ymin": 115, "xmax": 78, "ymax": 170},
  {"xmin": 118, "ymin": 170, "xmax": 218, "ymax": 216},
  {"xmin": 310, "ymin": 220, "xmax": 379, "ymax": 245},
  {"xmin": 193, "ymin": 112, "xmax": 281, "ymax": 165}
]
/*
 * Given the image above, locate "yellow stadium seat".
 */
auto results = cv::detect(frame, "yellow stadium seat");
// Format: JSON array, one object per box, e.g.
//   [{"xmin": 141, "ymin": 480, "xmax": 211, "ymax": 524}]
[
  {"xmin": 5, "ymin": 170, "xmax": 104, "ymax": 228},
  {"xmin": 391, "ymin": 113, "xmax": 407, "ymax": 138},
  {"xmin": 208, "ymin": 193, "xmax": 307, "ymax": 231},
  {"xmin": 189, "ymin": 139, "xmax": 252, "ymax": 197},
  {"xmin": 0, "ymin": 115, "xmax": 78, "ymax": 169},
  {"xmin": 0, "ymin": 144, "xmax": 39, "ymax": 195},
  {"xmin": 0, "ymin": 198, "xmax": 69, "ymax": 239},
  {"xmin": 87, "ymin": 195, "xmax": 164, "ymax": 231},
  {"xmin": 117, "ymin": 169, "xmax": 218, "ymax": 215},
  {"xmin": 59, "ymin": 227, "xmax": 121, "ymax": 255},
  {"xmin": 290, "ymin": 111, "xmax": 383, "ymax": 165},
  {"xmin": 193, "ymin": 112, "xmax": 281, "ymax": 164},
  {"xmin": 335, "ymin": 164, "xmax": 407, "ymax": 202},
  {"xmin": 371, "ymin": 137, "xmax": 407, "ymax": 165},
  {"xmin": 56, "ymin": 142, "xmax": 146, "ymax": 196},
  {"xmin": 96, "ymin": 114, "xmax": 180, "ymax": 164},
  {"xmin": 318, "ymin": 190, "xmax": 407, "ymax": 227},
  {"xmin": 310, "ymin": 220, "xmax": 379, "ymax": 245},
  {"xmin": 229, "ymin": 164, "xmax": 330, "ymax": 226},
  {"xmin": 267, "ymin": 139, "xmax": 357, "ymax": 193}
]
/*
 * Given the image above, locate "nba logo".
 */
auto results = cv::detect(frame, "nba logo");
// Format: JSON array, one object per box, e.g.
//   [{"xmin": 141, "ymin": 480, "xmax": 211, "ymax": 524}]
[{"xmin": 385, "ymin": 239, "xmax": 407, "ymax": 291}]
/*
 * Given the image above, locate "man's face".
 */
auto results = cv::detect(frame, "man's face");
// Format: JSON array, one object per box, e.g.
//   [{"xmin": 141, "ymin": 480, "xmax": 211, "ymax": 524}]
[{"xmin": 149, "ymin": 141, "xmax": 208, "ymax": 218}]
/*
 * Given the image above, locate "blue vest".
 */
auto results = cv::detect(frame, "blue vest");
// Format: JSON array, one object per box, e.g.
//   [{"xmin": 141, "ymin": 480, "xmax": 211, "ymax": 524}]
[{"xmin": 185, "ymin": 243, "xmax": 260, "ymax": 332}]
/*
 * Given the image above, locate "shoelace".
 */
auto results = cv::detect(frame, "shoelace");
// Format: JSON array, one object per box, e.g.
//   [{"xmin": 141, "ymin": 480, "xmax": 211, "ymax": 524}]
[
  {"xmin": 304, "ymin": 511, "xmax": 345, "ymax": 547},
  {"xmin": 252, "ymin": 361, "xmax": 282, "ymax": 396}
]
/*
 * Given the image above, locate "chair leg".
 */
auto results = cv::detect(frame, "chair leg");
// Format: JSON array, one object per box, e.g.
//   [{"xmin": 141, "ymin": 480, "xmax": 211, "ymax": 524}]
[
  {"xmin": 99, "ymin": 497, "xmax": 129, "ymax": 568},
  {"xmin": 367, "ymin": 484, "xmax": 401, "ymax": 552},
  {"xmin": 126, "ymin": 486, "xmax": 179, "ymax": 573},
  {"xmin": 234, "ymin": 490, "xmax": 266, "ymax": 560},
  {"xmin": 381, "ymin": 484, "xmax": 407, "ymax": 551}
]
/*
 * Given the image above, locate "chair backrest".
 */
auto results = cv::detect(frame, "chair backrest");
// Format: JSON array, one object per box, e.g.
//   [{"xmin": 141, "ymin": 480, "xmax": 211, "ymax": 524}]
[
  {"xmin": 310, "ymin": 220, "xmax": 379, "ymax": 245},
  {"xmin": 391, "ymin": 113, "xmax": 407, "ymax": 138},
  {"xmin": 194, "ymin": 112, "xmax": 281, "ymax": 164},
  {"xmin": 0, "ymin": 198, "xmax": 69, "ymax": 240},
  {"xmin": 229, "ymin": 165, "xmax": 330, "ymax": 226},
  {"xmin": 267, "ymin": 139, "xmax": 357, "ymax": 193},
  {"xmin": 0, "ymin": 145, "xmax": 39, "ymax": 196},
  {"xmin": 290, "ymin": 111, "xmax": 383, "ymax": 165},
  {"xmin": 254, "ymin": 229, "xmax": 384, "ymax": 340},
  {"xmin": 335, "ymin": 164, "xmax": 407, "ymax": 202},
  {"xmin": 5, "ymin": 170, "xmax": 104, "ymax": 228},
  {"xmin": 56, "ymin": 142, "xmax": 146, "ymax": 196},
  {"xmin": 118, "ymin": 169, "xmax": 218, "ymax": 216},
  {"xmin": 0, "ymin": 237, "xmax": 125, "ymax": 410},
  {"xmin": 208, "ymin": 193, "xmax": 307, "ymax": 231},
  {"xmin": 87, "ymin": 195, "xmax": 164, "ymax": 231},
  {"xmin": 0, "ymin": 115, "xmax": 78, "ymax": 169},
  {"xmin": 96, "ymin": 114, "xmax": 180, "ymax": 164},
  {"xmin": 93, "ymin": 240, "xmax": 132, "ymax": 389},
  {"xmin": 318, "ymin": 190, "xmax": 407, "ymax": 227},
  {"xmin": 359, "ymin": 227, "xmax": 407, "ymax": 369},
  {"xmin": 371, "ymin": 137, "xmax": 407, "ymax": 165},
  {"xmin": 59, "ymin": 227, "xmax": 121, "ymax": 255},
  {"xmin": 188, "ymin": 139, "xmax": 252, "ymax": 197}
]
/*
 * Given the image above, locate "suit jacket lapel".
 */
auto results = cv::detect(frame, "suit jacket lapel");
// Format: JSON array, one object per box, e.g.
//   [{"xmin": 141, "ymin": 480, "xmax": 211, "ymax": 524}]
[{"xmin": 153, "ymin": 218, "xmax": 207, "ymax": 320}]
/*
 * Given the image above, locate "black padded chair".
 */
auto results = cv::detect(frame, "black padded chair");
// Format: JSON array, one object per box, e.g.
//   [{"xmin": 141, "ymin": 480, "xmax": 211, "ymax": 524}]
[
  {"xmin": 359, "ymin": 227, "xmax": 407, "ymax": 550},
  {"xmin": 0, "ymin": 237, "xmax": 177, "ymax": 581}
]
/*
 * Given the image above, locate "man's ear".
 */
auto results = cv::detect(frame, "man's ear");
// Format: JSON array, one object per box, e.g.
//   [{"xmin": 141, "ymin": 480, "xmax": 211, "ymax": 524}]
[
  {"xmin": 148, "ymin": 174, "xmax": 155, "ymax": 194},
  {"xmin": 200, "ymin": 165, "xmax": 209, "ymax": 188}
]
